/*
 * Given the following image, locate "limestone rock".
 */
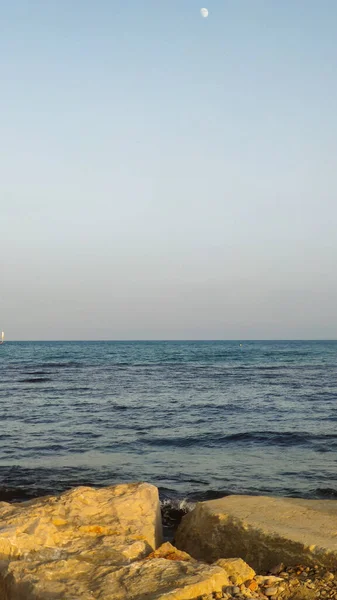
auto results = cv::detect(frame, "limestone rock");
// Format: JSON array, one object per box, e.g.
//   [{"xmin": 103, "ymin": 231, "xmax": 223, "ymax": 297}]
[
  {"xmin": 0, "ymin": 483, "xmax": 162, "ymax": 598},
  {"xmin": 0, "ymin": 482, "xmax": 162, "ymax": 563},
  {"xmin": 175, "ymin": 495, "xmax": 337, "ymax": 572},
  {"xmin": 215, "ymin": 557, "xmax": 255, "ymax": 584}
]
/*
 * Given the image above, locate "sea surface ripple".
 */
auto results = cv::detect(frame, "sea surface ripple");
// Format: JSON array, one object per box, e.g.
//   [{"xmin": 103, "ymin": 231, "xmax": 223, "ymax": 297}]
[{"xmin": 1, "ymin": 341, "xmax": 337, "ymax": 511}]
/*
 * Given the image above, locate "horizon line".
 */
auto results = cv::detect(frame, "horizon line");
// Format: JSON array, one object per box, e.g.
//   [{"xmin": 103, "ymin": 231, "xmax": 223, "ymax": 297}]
[{"xmin": 4, "ymin": 338, "xmax": 337, "ymax": 343}]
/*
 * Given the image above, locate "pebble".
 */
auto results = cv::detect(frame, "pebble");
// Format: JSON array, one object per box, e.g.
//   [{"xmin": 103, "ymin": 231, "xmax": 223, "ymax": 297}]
[
  {"xmin": 264, "ymin": 587, "xmax": 278, "ymax": 596},
  {"xmin": 247, "ymin": 580, "xmax": 258, "ymax": 592},
  {"xmin": 197, "ymin": 563, "xmax": 337, "ymax": 600},
  {"xmin": 269, "ymin": 564, "xmax": 284, "ymax": 576}
]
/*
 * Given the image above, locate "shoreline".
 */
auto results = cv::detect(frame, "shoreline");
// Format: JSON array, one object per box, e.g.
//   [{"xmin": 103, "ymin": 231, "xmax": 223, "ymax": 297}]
[
  {"xmin": 2, "ymin": 480, "xmax": 337, "ymax": 526},
  {"xmin": 1, "ymin": 483, "xmax": 337, "ymax": 599},
  {"xmin": 3, "ymin": 481, "xmax": 337, "ymax": 546}
]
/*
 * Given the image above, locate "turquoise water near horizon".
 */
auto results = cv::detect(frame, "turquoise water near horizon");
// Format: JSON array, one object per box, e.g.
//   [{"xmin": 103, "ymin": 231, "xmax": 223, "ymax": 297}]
[{"xmin": 1, "ymin": 340, "xmax": 337, "ymax": 510}]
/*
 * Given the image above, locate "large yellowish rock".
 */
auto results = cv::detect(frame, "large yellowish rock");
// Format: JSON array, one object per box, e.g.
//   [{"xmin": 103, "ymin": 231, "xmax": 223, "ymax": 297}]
[
  {"xmin": 0, "ymin": 483, "xmax": 162, "ymax": 562},
  {"xmin": 175, "ymin": 495, "xmax": 337, "ymax": 572},
  {"xmin": 0, "ymin": 484, "xmax": 231, "ymax": 599},
  {"xmin": 0, "ymin": 483, "xmax": 162, "ymax": 598}
]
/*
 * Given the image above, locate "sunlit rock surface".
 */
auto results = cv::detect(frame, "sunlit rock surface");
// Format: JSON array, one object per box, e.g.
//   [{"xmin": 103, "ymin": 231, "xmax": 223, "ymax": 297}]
[
  {"xmin": 175, "ymin": 495, "xmax": 337, "ymax": 572},
  {"xmin": 0, "ymin": 483, "xmax": 161, "ymax": 598},
  {"xmin": 215, "ymin": 558, "xmax": 255, "ymax": 584}
]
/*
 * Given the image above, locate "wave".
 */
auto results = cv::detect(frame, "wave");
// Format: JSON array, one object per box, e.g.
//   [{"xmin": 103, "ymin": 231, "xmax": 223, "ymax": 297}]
[
  {"xmin": 25, "ymin": 371, "xmax": 53, "ymax": 375},
  {"xmin": 144, "ymin": 430, "xmax": 337, "ymax": 449},
  {"xmin": 160, "ymin": 497, "xmax": 195, "ymax": 539},
  {"xmin": 21, "ymin": 378, "xmax": 53, "ymax": 383},
  {"xmin": 7, "ymin": 362, "xmax": 82, "ymax": 371}
]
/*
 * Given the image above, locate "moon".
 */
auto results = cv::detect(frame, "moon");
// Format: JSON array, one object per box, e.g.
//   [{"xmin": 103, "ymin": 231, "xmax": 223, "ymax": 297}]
[{"xmin": 200, "ymin": 8, "xmax": 209, "ymax": 18}]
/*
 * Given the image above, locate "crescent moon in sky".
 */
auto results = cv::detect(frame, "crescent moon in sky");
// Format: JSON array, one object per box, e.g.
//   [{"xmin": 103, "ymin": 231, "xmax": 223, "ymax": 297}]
[{"xmin": 200, "ymin": 8, "xmax": 209, "ymax": 18}]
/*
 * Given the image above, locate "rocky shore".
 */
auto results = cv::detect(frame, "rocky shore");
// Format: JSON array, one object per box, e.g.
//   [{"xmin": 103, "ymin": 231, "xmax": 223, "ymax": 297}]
[
  {"xmin": 0, "ymin": 483, "xmax": 337, "ymax": 599},
  {"xmin": 185, "ymin": 564, "xmax": 337, "ymax": 600}
]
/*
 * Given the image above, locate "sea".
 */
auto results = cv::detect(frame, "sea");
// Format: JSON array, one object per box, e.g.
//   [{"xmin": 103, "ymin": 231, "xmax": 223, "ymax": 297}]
[{"xmin": 1, "ymin": 340, "xmax": 337, "ymax": 535}]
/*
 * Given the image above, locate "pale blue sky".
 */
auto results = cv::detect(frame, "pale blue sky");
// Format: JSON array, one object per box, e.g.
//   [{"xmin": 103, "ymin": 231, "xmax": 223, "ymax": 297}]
[{"xmin": 1, "ymin": 0, "xmax": 337, "ymax": 340}]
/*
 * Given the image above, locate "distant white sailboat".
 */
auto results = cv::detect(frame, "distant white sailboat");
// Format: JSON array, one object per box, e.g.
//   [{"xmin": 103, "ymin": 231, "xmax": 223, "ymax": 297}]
[{"xmin": 0, "ymin": 331, "xmax": 4, "ymax": 344}]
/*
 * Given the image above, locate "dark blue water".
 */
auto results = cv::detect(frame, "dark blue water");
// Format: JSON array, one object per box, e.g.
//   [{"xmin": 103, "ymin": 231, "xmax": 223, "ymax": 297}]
[{"xmin": 1, "ymin": 341, "xmax": 337, "ymax": 514}]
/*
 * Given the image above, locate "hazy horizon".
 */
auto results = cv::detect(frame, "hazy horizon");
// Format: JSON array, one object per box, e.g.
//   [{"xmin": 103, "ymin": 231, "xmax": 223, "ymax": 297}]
[{"xmin": 1, "ymin": 0, "xmax": 337, "ymax": 341}]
